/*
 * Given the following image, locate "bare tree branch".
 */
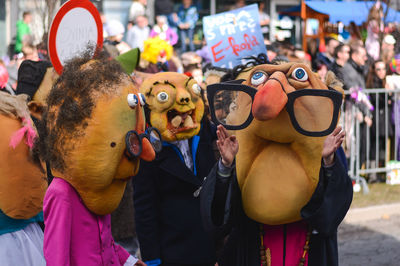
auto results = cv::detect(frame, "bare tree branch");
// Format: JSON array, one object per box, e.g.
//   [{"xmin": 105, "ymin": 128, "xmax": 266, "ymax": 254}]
[{"xmin": 32, "ymin": 0, "xmax": 60, "ymax": 35}]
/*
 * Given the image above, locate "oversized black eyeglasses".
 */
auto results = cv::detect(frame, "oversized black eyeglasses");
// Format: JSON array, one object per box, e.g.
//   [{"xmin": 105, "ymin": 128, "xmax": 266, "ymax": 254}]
[
  {"xmin": 207, "ymin": 81, "xmax": 343, "ymax": 137},
  {"xmin": 125, "ymin": 127, "xmax": 162, "ymax": 159}
]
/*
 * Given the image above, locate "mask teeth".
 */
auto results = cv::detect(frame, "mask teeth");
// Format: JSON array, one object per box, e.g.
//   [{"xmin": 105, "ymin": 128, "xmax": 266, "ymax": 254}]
[
  {"xmin": 171, "ymin": 115, "xmax": 182, "ymax": 128},
  {"xmin": 183, "ymin": 116, "xmax": 194, "ymax": 127}
]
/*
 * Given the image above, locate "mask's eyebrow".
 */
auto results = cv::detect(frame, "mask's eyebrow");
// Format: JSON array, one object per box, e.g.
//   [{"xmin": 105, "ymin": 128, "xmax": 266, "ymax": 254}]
[
  {"xmin": 185, "ymin": 77, "xmax": 194, "ymax": 88},
  {"xmin": 164, "ymin": 80, "xmax": 176, "ymax": 88},
  {"xmin": 148, "ymin": 80, "xmax": 176, "ymax": 96}
]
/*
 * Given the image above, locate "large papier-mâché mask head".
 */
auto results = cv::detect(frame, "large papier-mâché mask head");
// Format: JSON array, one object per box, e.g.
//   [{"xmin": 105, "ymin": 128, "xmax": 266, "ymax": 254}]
[
  {"xmin": 207, "ymin": 62, "xmax": 343, "ymax": 225},
  {"xmin": 0, "ymin": 93, "xmax": 47, "ymax": 219},
  {"xmin": 140, "ymin": 72, "xmax": 204, "ymax": 141},
  {"xmin": 40, "ymin": 52, "xmax": 155, "ymax": 215},
  {"xmin": 0, "ymin": 60, "xmax": 56, "ymax": 219}
]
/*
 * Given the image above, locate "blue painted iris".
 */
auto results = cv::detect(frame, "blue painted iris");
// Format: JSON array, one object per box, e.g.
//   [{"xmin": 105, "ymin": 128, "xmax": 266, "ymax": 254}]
[
  {"xmin": 251, "ymin": 71, "xmax": 267, "ymax": 86},
  {"xmin": 291, "ymin": 67, "xmax": 308, "ymax": 81},
  {"xmin": 139, "ymin": 93, "xmax": 146, "ymax": 105},
  {"xmin": 127, "ymin": 93, "xmax": 139, "ymax": 108}
]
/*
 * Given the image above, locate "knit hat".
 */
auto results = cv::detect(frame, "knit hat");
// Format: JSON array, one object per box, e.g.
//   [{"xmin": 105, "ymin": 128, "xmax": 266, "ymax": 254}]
[
  {"xmin": 16, "ymin": 60, "xmax": 52, "ymax": 99},
  {"xmin": 105, "ymin": 20, "xmax": 125, "ymax": 37}
]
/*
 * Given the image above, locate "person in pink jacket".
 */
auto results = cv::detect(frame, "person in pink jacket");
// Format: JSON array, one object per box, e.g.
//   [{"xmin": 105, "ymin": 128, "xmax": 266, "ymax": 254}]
[
  {"xmin": 43, "ymin": 177, "xmax": 136, "ymax": 265},
  {"xmin": 39, "ymin": 50, "xmax": 157, "ymax": 265},
  {"xmin": 150, "ymin": 15, "xmax": 178, "ymax": 46}
]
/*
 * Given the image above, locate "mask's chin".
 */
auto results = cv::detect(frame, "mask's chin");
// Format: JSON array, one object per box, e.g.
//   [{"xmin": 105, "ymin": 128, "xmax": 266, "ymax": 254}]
[
  {"xmin": 81, "ymin": 180, "xmax": 127, "ymax": 215},
  {"xmin": 115, "ymin": 151, "xmax": 141, "ymax": 180}
]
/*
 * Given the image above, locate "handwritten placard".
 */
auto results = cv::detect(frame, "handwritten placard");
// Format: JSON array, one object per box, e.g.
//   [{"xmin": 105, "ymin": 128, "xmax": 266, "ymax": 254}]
[{"xmin": 203, "ymin": 4, "xmax": 267, "ymax": 68}]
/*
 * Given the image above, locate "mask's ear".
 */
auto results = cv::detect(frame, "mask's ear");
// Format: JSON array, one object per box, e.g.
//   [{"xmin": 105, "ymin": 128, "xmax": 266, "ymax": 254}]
[
  {"xmin": 204, "ymin": 67, "xmax": 229, "ymax": 86},
  {"xmin": 133, "ymin": 71, "xmax": 152, "ymax": 87},
  {"xmin": 32, "ymin": 67, "xmax": 58, "ymax": 105},
  {"xmin": 115, "ymin": 48, "xmax": 140, "ymax": 74},
  {"xmin": 325, "ymin": 71, "xmax": 344, "ymax": 95},
  {"xmin": 27, "ymin": 101, "xmax": 45, "ymax": 120}
]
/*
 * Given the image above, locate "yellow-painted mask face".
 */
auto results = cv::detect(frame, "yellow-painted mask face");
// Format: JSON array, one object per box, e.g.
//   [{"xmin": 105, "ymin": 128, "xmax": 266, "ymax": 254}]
[
  {"xmin": 140, "ymin": 72, "xmax": 204, "ymax": 142},
  {"xmin": 206, "ymin": 62, "xmax": 344, "ymax": 225},
  {"xmin": 64, "ymin": 83, "xmax": 153, "ymax": 215},
  {"xmin": 236, "ymin": 63, "xmax": 343, "ymax": 225},
  {"xmin": 41, "ymin": 56, "xmax": 155, "ymax": 215}
]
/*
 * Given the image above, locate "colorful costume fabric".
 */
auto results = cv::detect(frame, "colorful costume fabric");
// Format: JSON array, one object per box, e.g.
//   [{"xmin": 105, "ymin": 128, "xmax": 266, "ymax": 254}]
[
  {"xmin": 0, "ymin": 211, "xmax": 45, "ymax": 266},
  {"xmin": 44, "ymin": 178, "xmax": 131, "ymax": 266}
]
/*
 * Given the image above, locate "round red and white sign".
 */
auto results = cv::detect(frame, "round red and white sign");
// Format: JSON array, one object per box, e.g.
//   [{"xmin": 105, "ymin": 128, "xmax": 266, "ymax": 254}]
[{"xmin": 48, "ymin": 0, "xmax": 103, "ymax": 74}]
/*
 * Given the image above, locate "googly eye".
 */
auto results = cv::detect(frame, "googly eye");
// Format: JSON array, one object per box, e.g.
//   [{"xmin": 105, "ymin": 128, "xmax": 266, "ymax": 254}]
[
  {"xmin": 292, "ymin": 67, "xmax": 308, "ymax": 81},
  {"xmin": 192, "ymin": 84, "xmax": 201, "ymax": 95},
  {"xmin": 157, "ymin": 91, "xmax": 169, "ymax": 103},
  {"xmin": 251, "ymin": 71, "xmax": 267, "ymax": 86},
  {"xmin": 127, "ymin": 93, "xmax": 139, "ymax": 108},
  {"xmin": 139, "ymin": 93, "xmax": 146, "ymax": 105}
]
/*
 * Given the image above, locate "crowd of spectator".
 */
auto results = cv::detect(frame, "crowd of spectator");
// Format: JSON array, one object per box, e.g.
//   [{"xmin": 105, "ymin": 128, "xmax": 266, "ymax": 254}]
[{"xmin": 2, "ymin": 1, "xmax": 400, "ymax": 183}]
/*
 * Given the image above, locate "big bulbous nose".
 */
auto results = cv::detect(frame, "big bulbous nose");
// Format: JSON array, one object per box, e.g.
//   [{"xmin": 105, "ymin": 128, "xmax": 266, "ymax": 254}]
[{"xmin": 252, "ymin": 73, "xmax": 288, "ymax": 121}]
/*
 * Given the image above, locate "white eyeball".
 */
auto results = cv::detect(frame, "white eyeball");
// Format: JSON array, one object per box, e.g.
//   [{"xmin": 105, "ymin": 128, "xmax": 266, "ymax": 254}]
[
  {"xmin": 192, "ymin": 84, "xmax": 201, "ymax": 95},
  {"xmin": 251, "ymin": 71, "xmax": 267, "ymax": 86},
  {"xmin": 157, "ymin": 91, "xmax": 169, "ymax": 103},
  {"xmin": 139, "ymin": 93, "xmax": 146, "ymax": 105},
  {"xmin": 127, "ymin": 93, "xmax": 138, "ymax": 108},
  {"xmin": 291, "ymin": 67, "xmax": 308, "ymax": 81}
]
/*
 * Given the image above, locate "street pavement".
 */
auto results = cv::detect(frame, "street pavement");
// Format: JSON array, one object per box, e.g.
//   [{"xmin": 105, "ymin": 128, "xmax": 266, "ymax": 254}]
[{"xmin": 338, "ymin": 203, "xmax": 400, "ymax": 266}]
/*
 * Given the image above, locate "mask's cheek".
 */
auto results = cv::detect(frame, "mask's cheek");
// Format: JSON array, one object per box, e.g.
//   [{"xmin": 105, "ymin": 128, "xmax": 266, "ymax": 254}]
[
  {"xmin": 194, "ymin": 100, "xmax": 205, "ymax": 123},
  {"xmin": 151, "ymin": 111, "xmax": 172, "ymax": 140}
]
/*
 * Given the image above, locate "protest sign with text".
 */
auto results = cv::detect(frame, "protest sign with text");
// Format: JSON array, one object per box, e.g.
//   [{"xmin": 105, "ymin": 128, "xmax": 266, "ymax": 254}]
[{"xmin": 203, "ymin": 4, "xmax": 267, "ymax": 68}]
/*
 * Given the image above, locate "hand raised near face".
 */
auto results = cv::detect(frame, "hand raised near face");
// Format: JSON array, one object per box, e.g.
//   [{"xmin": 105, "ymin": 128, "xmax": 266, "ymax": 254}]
[
  {"xmin": 216, "ymin": 125, "xmax": 239, "ymax": 167},
  {"xmin": 322, "ymin": 126, "xmax": 345, "ymax": 166}
]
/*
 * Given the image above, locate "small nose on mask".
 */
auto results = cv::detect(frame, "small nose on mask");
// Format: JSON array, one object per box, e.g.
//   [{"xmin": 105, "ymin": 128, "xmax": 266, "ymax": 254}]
[{"xmin": 179, "ymin": 97, "xmax": 190, "ymax": 104}]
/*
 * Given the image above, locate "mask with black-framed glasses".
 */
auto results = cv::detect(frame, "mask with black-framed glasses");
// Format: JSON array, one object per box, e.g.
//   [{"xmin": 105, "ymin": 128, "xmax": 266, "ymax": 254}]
[
  {"xmin": 207, "ymin": 80, "xmax": 343, "ymax": 137},
  {"xmin": 125, "ymin": 127, "xmax": 162, "ymax": 160}
]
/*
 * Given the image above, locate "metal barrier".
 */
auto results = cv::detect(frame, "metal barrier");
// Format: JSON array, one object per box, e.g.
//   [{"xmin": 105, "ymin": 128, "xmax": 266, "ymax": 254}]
[{"xmin": 341, "ymin": 88, "xmax": 400, "ymax": 193}]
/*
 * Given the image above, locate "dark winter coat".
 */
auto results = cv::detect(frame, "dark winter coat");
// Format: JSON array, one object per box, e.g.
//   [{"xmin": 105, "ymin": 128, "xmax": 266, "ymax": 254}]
[
  {"xmin": 133, "ymin": 121, "xmax": 217, "ymax": 264},
  {"xmin": 341, "ymin": 59, "xmax": 366, "ymax": 91},
  {"xmin": 367, "ymin": 76, "xmax": 394, "ymax": 138}
]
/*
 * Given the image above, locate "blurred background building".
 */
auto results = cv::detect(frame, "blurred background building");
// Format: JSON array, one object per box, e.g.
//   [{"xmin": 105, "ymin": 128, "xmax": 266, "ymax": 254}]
[{"xmin": 1, "ymin": 0, "xmax": 399, "ymax": 58}]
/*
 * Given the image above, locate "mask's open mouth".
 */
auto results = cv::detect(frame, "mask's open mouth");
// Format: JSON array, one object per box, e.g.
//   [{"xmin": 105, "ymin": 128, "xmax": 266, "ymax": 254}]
[{"xmin": 167, "ymin": 109, "xmax": 197, "ymax": 134}]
